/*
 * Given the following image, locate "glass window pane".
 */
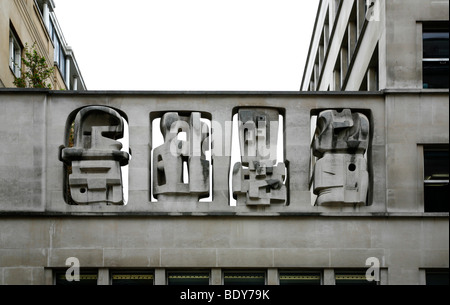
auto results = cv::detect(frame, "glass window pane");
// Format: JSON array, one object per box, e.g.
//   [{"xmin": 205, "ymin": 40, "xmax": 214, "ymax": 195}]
[
  {"xmin": 279, "ymin": 271, "xmax": 321, "ymax": 285},
  {"xmin": 9, "ymin": 31, "xmax": 21, "ymax": 77},
  {"xmin": 422, "ymin": 22, "xmax": 449, "ymax": 89},
  {"xmin": 424, "ymin": 148, "xmax": 449, "ymax": 212},
  {"xmin": 423, "ymin": 32, "xmax": 449, "ymax": 59},
  {"xmin": 424, "ymin": 150, "xmax": 449, "ymax": 180},
  {"xmin": 167, "ymin": 272, "xmax": 210, "ymax": 285},
  {"xmin": 55, "ymin": 271, "xmax": 98, "ymax": 285},
  {"xmin": 425, "ymin": 184, "xmax": 449, "ymax": 212},
  {"xmin": 223, "ymin": 271, "xmax": 265, "ymax": 285},
  {"xmin": 423, "ymin": 61, "xmax": 449, "ymax": 89},
  {"xmin": 111, "ymin": 272, "xmax": 154, "ymax": 285},
  {"xmin": 426, "ymin": 270, "xmax": 449, "ymax": 285}
]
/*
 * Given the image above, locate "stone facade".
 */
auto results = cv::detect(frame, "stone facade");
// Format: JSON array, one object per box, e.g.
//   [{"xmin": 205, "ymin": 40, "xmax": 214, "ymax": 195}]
[
  {"xmin": 301, "ymin": 0, "xmax": 449, "ymax": 91},
  {"xmin": 0, "ymin": 89, "xmax": 448, "ymax": 285},
  {"xmin": 0, "ymin": 0, "xmax": 85, "ymax": 90}
]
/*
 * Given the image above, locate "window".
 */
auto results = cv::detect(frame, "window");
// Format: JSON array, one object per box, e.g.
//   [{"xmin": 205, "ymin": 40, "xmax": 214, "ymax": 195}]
[
  {"xmin": 55, "ymin": 270, "xmax": 98, "ymax": 285},
  {"xmin": 9, "ymin": 29, "xmax": 22, "ymax": 78},
  {"xmin": 49, "ymin": 19, "xmax": 67, "ymax": 81},
  {"xmin": 111, "ymin": 271, "xmax": 154, "ymax": 285},
  {"xmin": 426, "ymin": 270, "xmax": 449, "ymax": 285},
  {"xmin": 223, "ymin": 271, "xmax": 266, "ymax": 285},
  {"xmin": 360, "ymin": 44, "xmax": 379, "ymax": 91},
  {"xmin": 424, "ymin": 146, "xmax": 449, "ymax": 213},
  {"xmin": 167, "ymin": 271, "xmax": 210, "ymax": 285},
  {"xmin": 279, "ymin": 271, "xmax": 321, "ymax": 285},
  {"xmin": 423, "ymin": 22, "xmax": 449, "ymax": 89},
  {"xmin": 335, "ymin": 270, "xmax": 377, "ymax": 285}
]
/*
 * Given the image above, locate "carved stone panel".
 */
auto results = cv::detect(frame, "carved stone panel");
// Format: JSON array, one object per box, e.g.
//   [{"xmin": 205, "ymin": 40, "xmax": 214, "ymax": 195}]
[
  {"xmin": 311, "ymin": 109, "xmax": 370, "ymax": 205},
  {"xmin": 152, "ymin": 112, "xmax": 210, "ymax": 200},
  {"xmin": 232, "ymin": 108, "xmax": 287, "ymax": 206},
  {"xmin": 60, "ymin": 106, "xmax": 130, "ymax": 205}
]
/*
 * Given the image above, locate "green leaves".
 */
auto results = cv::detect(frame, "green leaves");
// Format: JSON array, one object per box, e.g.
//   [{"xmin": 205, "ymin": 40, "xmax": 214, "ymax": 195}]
[{"xmin": 13, "ymin": 43, "xmax": 54, "ymax": 89}]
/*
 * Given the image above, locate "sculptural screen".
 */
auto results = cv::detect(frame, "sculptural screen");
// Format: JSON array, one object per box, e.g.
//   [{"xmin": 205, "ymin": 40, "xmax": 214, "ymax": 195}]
[{"xmin": 60, "ymin": 106, "xmax": 130, "ymax": 205}]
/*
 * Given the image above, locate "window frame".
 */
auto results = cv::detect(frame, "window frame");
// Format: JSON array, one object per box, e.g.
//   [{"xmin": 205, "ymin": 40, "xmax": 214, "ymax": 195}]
[
  {"xmin": 421, "ymin": 22, "xmax": 449, "ymax": 89},
  {"xmin": 166, "ymin": 270, "xmax": 211, "ymax": 285},
  {"xmin": 334, "ymin": 269, "xmax": 379, "ymax": 285},
  {"xmin": 278, "ymin": 270, "xmax": 323, "ymax": 285},
  {"xmin": 110, "ymin": 270, "xmax": 154, "ymax": 285},
  {"xmin": 419, "ymin": 144, "xmax": 449, "ymax": 213},
  {"xmin": 9, "ymin": 28, "xmax": 22, "ymax": 78},
  {"xmin": 54, "ymin": 269, "xmax": 99, "ymax": 285},
  {"xmin": 222, "ymin": 270, "xmax": 267, "ymax": 285}
]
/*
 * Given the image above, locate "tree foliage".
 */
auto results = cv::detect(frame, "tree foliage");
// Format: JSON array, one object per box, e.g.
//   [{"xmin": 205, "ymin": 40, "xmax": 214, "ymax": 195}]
[{"xmin": 13, "ymin": 43, "xmax": 54, "ymax": 89}]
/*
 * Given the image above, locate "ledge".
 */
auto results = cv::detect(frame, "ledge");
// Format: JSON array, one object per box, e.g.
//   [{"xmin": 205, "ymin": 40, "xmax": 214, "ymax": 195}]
[
  {"xmin": 1, "ymin": 88, "xmax": 447, "ymax": 97},
  {"xmin": 0, "ymin": 88, "xmax": 385, "ymax": 96},
  {"xmin": 0, "ymin": 211, "xmax": 448, "ymax": 218}
]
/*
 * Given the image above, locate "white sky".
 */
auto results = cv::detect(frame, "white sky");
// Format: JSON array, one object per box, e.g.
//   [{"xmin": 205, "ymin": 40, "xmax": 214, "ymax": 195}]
[{"xmin": 54, "ymin": 0, "xmax": 319, "ymax": 91}]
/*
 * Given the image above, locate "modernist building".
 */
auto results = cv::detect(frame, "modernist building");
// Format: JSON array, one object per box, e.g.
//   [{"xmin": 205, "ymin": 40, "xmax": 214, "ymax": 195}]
[
  {"xmin": 0, "ymin": 0, "xmax": 86, "ymax": 90},
  {"xmin": 301, "ymin": 0, "xmax": 449, "ymax": 91},
  {"xmin": 0, "ymin": 0, "xmax": 448, "ymax": 288}
]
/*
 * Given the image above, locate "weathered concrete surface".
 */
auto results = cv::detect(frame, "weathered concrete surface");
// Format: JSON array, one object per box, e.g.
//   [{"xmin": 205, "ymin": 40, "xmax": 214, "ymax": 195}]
[
  {"xmin": 0, "ymin": 90, "xmax": 391, "ymax": 214},
  {"xmin": 0, "ymin": 90, "xmax": 448, "ymax": 285},
  {"xmin": 0, "ymin": 216, "xmax": 448, "ymax": 285}
]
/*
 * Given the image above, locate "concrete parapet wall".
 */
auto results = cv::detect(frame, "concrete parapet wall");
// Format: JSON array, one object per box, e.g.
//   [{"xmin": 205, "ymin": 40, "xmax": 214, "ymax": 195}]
[{"xmin": 0, "ymin": 89, "xmax": 448, "ymax": 285}]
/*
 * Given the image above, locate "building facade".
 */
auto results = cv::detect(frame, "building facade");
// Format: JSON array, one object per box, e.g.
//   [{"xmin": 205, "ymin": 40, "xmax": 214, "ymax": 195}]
[
  {"xmin": 1, "ymin": 0, "xmax": 86, "ymax": 90},
  {"xmin": 0, "ymin": 89, "xmax": 448, "ymax": 286},
  {"xmin": 301, "ymin": 0, "xmax": 449, "ymax": 91},
  {"xmin": 0, "ymin": 0, "xmax": 448, "ymax": 287}
]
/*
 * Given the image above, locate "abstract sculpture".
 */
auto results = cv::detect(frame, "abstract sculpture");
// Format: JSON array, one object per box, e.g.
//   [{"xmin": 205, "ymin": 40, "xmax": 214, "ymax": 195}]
[
  {"xmin": 60, "ymin": 106, "xmax": 130, "ymax": 205},
  {"xmin": 232, "ymin": 108, "xmax": 287, "ymax": 206},
  {"xmin": 152, "ymin": 112, "xmax": 210, "ymax": 200},
  {"xmin": 311, "ymin": 109, "xmax": 370, "ymax": 205}
]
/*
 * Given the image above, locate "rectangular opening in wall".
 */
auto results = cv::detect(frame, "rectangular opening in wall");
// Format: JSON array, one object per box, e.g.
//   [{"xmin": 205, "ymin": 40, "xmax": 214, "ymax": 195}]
[
  {"xmin": 423, "ymin": 145, "xmax": 449, "ymax": 213},
  {"xmin": 167, "ymin": 271, "xmax": 210, "ymax": 285},
  {"xmin": 279, "ymin": 271, "xmax": 322, "ymax": 285},
  {"xmin": 150, "ymin": 112, "xmax": 212, "ymax": 202},
  {"xmin": 223, "ymin": 271, "xmax": 266, "ymax": 285},
  {"xmin": 425, "ymin": 269, "xmax": 449, "ymax": 285},
  {"xmin": 360, "ymin": 43, "xmax": 379, "ymax": 91},
  {"xmin": 111, "ymin": 271, "xmax": 154, "ymax": 285},
  {"xmin": 422, "ymin": 22, "xmax": 449, "ymax": 89},
  {"xmin": 9, "ymin": 23, "xmax": 23, "ymax": 78}
]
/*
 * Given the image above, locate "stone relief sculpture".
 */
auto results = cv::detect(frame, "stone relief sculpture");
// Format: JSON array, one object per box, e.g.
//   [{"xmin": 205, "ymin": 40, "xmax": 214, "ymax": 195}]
[
  {"xmin": 152, "ymin": 112, "xmax": 210, "ymax": 201},
  {"xmin": 311, "ymin": 109, "xmax": 370, "ymax": 205},
  {"xmin": 60, "ymin": 106, "xmax": 130, "ymax": 205},
  {"xmin": 232, "ymin": 108, "xmax": 287, "ymax": 206}
]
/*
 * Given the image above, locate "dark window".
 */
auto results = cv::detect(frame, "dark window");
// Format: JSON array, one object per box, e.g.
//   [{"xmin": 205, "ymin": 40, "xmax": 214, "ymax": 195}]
[
  {"xmin": 167, "ymin": 271, "xmax": 210, "ymax": 285},
  {"xmin": 279, "ymin": 271, "xmax": 321, "ymax": 285},
  {"xmin": 426, "ymin": 270, "xmax": 449, "ymax": 285},
  {"xmin": 223, "ymin": 271, "xmax": 265, "ymax": 285},
  {"xmin": 111, "ymin": 271, "xmax": 154, "ymax": 285},
  {"xmin": 423, "ymin": 22, "xmax": 449, "ymax": 89},
  {"xmin": 424, "ymin": 146, "xmax": 449, "ymax": 212},
  {"xmin": 335, "ymin": 270, "xmax": 377, "ymax": 285}
]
